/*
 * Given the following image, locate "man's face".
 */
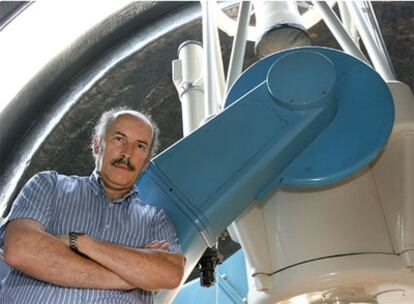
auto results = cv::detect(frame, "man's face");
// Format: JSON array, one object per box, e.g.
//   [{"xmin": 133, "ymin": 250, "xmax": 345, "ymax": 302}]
[{"xmin": 97, "ymin": 114, "xmax": 153, "ymax": 195}]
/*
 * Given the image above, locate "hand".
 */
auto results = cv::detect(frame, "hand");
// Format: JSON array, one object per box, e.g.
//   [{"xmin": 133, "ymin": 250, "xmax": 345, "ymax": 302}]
[
  {"xmin": 144, "ymin": 240, "xmax": 169, "ymax": 251},
  {"xmin": 55, "ymin": 234, "xmax": 70, "ymax": 247}
]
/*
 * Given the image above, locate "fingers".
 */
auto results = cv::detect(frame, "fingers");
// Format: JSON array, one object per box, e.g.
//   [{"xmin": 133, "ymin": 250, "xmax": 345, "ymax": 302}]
[
  {"xmin": 159, "ymin": 242, "xmax": 169, "ymax": 250},
  {"xmin": 144, "ymin": 240, "xmax": 169, "ymax": 250},
  {"xmin": 145, "ymin": 240, "xmax": 167, "ymax": 248}
]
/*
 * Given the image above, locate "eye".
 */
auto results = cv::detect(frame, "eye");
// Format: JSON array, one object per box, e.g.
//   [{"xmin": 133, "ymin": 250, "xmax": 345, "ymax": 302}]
[
  {"xmin": 113, "ymin": 135, "xmax": 125, "ymax": 144},
  {"xmin": 137, "ymin": 142, "xmax": 147, "ymax": 151}
]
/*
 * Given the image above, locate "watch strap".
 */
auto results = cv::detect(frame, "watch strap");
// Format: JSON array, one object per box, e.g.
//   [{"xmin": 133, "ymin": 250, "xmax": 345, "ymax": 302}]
[{"xmin": 69, "ymin": 231, "xmax": 85, "ymax": 254}]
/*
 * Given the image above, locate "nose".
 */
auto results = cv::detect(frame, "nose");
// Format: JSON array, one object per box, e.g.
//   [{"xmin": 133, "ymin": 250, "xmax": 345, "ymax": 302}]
[{"xmin": 121, "ymin": 141, "xmax": 134, "ymax": 158}]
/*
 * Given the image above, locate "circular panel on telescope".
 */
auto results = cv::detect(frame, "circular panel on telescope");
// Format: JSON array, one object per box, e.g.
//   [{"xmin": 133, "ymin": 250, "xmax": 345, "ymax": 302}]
[{"xmin": 225, "ymin": 47, "xmax": 394, "ymax": 188}]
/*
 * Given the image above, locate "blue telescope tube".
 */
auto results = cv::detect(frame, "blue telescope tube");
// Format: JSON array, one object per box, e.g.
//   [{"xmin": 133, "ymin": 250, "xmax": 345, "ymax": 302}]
[{"xmin": 137, "ymin": 48, "xmax": 394, "ymax": 258}]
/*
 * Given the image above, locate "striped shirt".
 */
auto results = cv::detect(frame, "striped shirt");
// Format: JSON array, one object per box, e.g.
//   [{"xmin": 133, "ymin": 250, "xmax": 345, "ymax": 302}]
[{"xmin": 0, "ymin": 170, "xmax": 181, "ymax": 304}]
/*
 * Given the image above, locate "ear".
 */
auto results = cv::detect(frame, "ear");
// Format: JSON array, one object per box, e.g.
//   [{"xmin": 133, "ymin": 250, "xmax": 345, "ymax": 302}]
[{"xmin": 93, "ymin": 136, "xmax": 100, "ymax": 155}]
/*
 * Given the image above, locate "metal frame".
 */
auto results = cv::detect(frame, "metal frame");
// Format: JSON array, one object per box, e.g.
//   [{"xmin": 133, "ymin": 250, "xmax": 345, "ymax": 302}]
[{"xmin": 346, "ymin": 1, "xmax": 396, "ymax": 81}]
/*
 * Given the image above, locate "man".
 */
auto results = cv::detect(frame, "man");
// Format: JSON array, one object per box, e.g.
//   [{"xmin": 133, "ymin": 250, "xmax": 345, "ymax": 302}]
[{"xmin": 0, "ymin": 108, "xmax": 185, "ymax": 303}]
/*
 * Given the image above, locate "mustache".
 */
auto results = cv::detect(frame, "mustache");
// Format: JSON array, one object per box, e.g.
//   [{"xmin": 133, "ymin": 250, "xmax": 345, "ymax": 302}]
[{"xmin": 111, "ymin": 158, "xmax": 135, "ymax": 171}]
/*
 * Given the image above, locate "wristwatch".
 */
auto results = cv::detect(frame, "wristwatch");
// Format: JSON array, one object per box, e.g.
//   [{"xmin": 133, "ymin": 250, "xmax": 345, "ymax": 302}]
[{"xmin": 69, "ymin": 231, "xmax": 85, "ymax": 254}]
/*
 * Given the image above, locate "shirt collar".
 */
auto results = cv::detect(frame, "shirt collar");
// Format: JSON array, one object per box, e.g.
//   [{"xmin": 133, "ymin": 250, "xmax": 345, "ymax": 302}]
[{"xmin": 89, "ymin": 170, "xmax": 138, "ymax": 203}]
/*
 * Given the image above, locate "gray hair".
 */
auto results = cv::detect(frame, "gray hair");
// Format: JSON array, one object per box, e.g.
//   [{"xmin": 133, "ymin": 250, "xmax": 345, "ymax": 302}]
[{"xmin": 91, "ymin": 107, "xmax": 160, "ymax": 169}]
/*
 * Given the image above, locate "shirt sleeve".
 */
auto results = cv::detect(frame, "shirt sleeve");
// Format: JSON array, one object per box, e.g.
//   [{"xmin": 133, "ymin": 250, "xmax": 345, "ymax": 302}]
[
  {"xmin": 151, "ymin": 209, "xmax": 182, "ymax": 254},
  {"xmin": 0, "ymin": 171, "xmax": 57, "ymax": 248}
]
